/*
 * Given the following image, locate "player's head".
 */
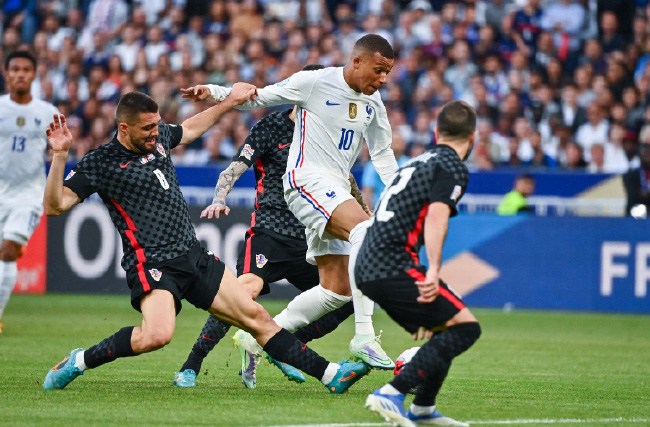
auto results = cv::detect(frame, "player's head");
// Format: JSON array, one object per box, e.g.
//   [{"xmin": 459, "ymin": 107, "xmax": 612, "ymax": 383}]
[
  {"xmin": 434, "ymin": 100, "xmax": 477, "ymax": 161},
  {"xmin": 347, "ymin": 34, "xmax": 394, "ymax": 95},
  {"xmin": 115, "ymin": 91, "xmax": 161, "ymax": 154},
  {"xmin": 302, "ymin": 64, "xmax": 324, "ymax": 72},
  {"xmin": 4, "ymin": 51, "xmax": 37, "ymax": 96},
  {"xmin": 514, "ymin": 173, "xmax": 535, "ymax": 197}
]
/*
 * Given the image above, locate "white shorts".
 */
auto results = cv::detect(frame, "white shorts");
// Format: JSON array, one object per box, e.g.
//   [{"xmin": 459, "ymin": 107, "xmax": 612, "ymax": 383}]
[
  {"xmin": 284, "ymin": 170, "xmax": 353, "ymax": 263},
  {"xmin": 0, "ymin": 205, "xmax": 42, "ymax": 246}
]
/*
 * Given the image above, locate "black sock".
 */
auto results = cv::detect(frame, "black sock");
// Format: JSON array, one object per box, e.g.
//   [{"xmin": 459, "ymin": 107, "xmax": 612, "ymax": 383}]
[
  {"xmin": 263, "ymin": 328, "xmax": 329, "ymax": 380},
  {"xmin": 84, "ymin": 326, "xmax": 137, "ymax": 369},
  {"xmin": 294, "ymin": 301, "xmax": 354, "ymax": 343},
  {"xmin": 391, "ymin": 322, "xmax": 481, "ymax": 397},
  {"xmin": 180, "ymin": 315, "xmax": 231, "ymax": 373},
  {"xmin": 412, "ymin": 364, "xmax": 450, "ymax": 407}
]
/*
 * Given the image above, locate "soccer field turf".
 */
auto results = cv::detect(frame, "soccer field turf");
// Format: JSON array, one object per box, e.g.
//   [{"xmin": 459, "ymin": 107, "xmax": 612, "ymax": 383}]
[{"xmin": 0, "ymin": 294, "xmax": 648, "ymax": 427}]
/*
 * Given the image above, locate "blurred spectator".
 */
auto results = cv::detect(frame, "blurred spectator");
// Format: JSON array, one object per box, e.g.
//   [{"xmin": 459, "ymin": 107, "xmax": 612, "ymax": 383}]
[
  {"xmin": 527, "ymin": 129, "xmax": 558, "ymax": 168},
  {"xmin": 497, "ymin": 173, "xmax": 536, "ymax": 215},
  {"xmin": 444, "ymin": 40, "xmax": 478, "ymax": 98},
  {"xmin": 575, "ymin": 102, "xmax": 609, "ymax": 160},
  {"xmin": 623, "ymin": 143, "xmax": 650, "ymax": 216},
  {"xmin": 77, "ymin": 0, "xmax": 128, "ymax": 52},
  {"xmin": 540, "ymin": 0, "xmax": 586, "ymax": 61},
  {"xmin": 587, "ymin": 143, "xmax": 607, "ymax": 173},
  {"xmin": 558, "ymin": 83, "xmax": 587, "ymax": 133},
  {"xmin": 564, "ymin": 140, "xmax": 588, "ymax": 169},
  {"xmin": 512, "ymin": 0, "xmax": 543, "ymax": 52},
  {"xmin": 599, "ymin": 11, "xmax": 625, "ymax": 54},
  {"xmin": 114, "ymin": 25, "xmax": 142, "ymax": 72}
]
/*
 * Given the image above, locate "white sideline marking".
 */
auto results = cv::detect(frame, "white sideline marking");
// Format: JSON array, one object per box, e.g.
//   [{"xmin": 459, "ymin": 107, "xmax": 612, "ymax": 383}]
[{"xmin": 266, "ymin": 418, "xmax": 649, "ymax": 427}]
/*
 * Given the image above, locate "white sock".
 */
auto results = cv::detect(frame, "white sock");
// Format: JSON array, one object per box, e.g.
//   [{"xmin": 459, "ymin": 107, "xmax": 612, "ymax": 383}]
[
  {"xmin": 273, "ymin": 284, "xmax": 351, "ymax": 332},
  {"xmin": 320, "ymin": 363, "xmax": 340, "ymax": 385},
  {"xmin": 348, "ymin": 221, "xmax": 376, "ymax": 338},
  {"xmin": 74, "ymin": 350, "xmax": 87, "ymax": 371},
  {"xmin": 0, "ymin": 260, "xmax": 17, "ymax": 319},
  {"xmin": 379, "ymin": 384, "xmax": 402, "ymax": 395},
  {"xmin": 409, "ymin": 404, "xmax": 436, "ymax": 416}
]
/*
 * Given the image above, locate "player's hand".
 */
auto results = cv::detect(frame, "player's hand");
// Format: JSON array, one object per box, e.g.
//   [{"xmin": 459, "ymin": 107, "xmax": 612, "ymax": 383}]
[
  {"xmin": 415, "ymin": 269, "xmax": 439, "ymax": 304},
  {"xmin": 412, "ymin": 326, "xmax": 433, "ymax": 340},
  {"xmin": 46, "ymin": 114, "xmax": 73, "ymax": 153},
  {"xmin": 180, "ymin": 85, "xmax": 212, "ymax": 102},
  {"xmin": 227, "ymin": 82, "xmax": 257, "ymax": 105},
  {"xmin": 200, "ymin": 202, "xmax": 230, "ymax": 219}
]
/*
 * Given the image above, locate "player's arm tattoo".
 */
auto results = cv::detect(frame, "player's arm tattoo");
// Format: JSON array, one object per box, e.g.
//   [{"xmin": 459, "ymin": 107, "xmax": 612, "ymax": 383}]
[
  {"xmin": 212, "ymin": 161, "xmax": 249, "ymax": 206},
  {"xmin": 349, "ymin": 173, "xmax": 371, "ymax": 215}
]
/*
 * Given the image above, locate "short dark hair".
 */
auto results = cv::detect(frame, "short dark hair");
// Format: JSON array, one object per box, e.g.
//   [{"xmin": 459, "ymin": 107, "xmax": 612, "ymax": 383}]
[
  {"xmin": 116, "ymin": 92, "xmax": 158, "ymax": 125},
  {"xmin": 516, "ymin": 173, "xmax": 535, "ymax": 182},
  {"xmin": 353, "ymin": 34, "xmax": 394, "ymax": 59},
  {"xmin": 436, "ymin": 100, "xmax": 477, "ymax": 143},
  {"xmin": 302, "ymin": 64, "xmax": 325, "ymax": 71},
  {"xmin": 4, "ymin": 50, "xmax": 37, "ymax": 70}
]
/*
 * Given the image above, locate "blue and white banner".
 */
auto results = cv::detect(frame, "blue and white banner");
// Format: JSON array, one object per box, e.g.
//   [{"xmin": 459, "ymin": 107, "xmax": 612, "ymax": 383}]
[{"xmin": 436, "ymin": 215, "xmax": 650, "ymax": 314}]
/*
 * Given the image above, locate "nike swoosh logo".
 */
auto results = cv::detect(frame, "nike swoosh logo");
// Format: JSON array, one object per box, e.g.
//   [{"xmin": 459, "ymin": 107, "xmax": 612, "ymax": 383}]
[
  {"xmin": 339, "ymin": 372, "xmax": 356, "ymax": 382},
  {"xmin": 325, "ymin": 100, "xmax": 340, "ymax": 106},
  {"xmin": 278, "ymin": 142, "xmax": 290, "ymax": 149},
  {"xmin": 202, "ymin": 334, "xmax": 215, "ymax": 342},
  {"xmin": 120, "ymin": 161, "xmax": 132, "ymax": 169}
]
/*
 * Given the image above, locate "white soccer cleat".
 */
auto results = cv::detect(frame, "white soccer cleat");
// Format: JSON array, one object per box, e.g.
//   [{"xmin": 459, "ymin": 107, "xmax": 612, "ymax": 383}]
[
  {"xmin": 407, "ymin": 409, "xmax": 470, "ymax": 426},
  {"xmin": 350, "ymin": 331, "xmax": 396, "ymax": 370}
]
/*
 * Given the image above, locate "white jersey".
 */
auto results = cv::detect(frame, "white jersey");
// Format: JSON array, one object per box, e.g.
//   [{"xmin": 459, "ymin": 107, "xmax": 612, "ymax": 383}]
[
  {"xmin": 232, "ymin": 67, "xmax": 398, "ymax": 188},
  {"xmin": 0, "ymin": 95, "xmax": 59, "ymax": 208}
]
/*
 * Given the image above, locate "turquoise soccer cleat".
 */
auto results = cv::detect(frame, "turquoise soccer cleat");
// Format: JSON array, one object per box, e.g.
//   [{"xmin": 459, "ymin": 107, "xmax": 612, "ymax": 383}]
[
  {"xmin": 365, "ymin": 388, "xmax": 415, "ymax": 427},
  {"xmin": 326, "ymin": 360, "xmax": 370, "ymax": 394},
  {"xmin": 43, "ymin": 348, "xmax": 85, "ymax": 390},
  {"xmin": 407, "ymin": 409, "xmax": 469, "ymax": 426},
  {"xmin": 173, "ymin": 369, "xmax": 197, "ymax": 387},
  {"xmin": 266, "ymin": 353, "xmax": 306, "ymax": 383}
]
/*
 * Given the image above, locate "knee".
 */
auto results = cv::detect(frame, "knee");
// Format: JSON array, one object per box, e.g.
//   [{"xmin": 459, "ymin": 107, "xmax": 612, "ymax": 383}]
[
  {"xmin": 141, "ymin": 327, "xmax": 174, "ymax": 351},
  {"xmin": 239, "ymin": 274, "xmax": 264, "ymax": 299}
]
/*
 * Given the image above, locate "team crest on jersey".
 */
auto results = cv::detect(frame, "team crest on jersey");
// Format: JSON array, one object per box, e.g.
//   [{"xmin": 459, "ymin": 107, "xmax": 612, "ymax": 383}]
[
  {"xmin": 240, "ymin": 144, "xmax": 255, "ymax": 160},
  {"xmin": 156, "ymin": 143, "xmax": 167, "ymax": 157},
  {"xmin": 35, "ymin": 118, "xmax": 41, "ymax": 126},
  {"xmin": 149, "ymin": 269, "xmax": 162, "ymax": 281},
  {"xmin": 349, "ymin": 103, "xmax": 357, "ymax": 119},
  {"xmin": 140, "ymin": 153, "xmax": 156, "ymax": 164},
  {"xmin": 17, "ymin": 117, "xmax": 25, "ymax": 127},
  {"xmin": 65, "ymin": 170, "xmax": 76, "ymax": 180},
  {"xmin": 450, "ymin": 185, "xmax": 462, "ymax": 203},
  {"xmin": 363, "ymin": 105, "xmax": 373, "ymax": 127},
  {"xmin": 255, "ymin": 254, "xmax": 268, "ymax": 268}
]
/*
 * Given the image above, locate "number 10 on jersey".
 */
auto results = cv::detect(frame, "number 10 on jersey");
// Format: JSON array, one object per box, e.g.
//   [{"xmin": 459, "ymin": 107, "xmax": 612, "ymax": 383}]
[{"xmin": 338, "ymin": 128, "xmax": 354, "ymax": 150}]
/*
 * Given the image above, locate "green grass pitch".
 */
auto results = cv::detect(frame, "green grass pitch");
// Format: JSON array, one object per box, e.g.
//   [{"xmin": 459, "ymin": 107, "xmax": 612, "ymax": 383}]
[{"xmin": 1, "ymin": 294, "xmax": 649, "ymax": 426}]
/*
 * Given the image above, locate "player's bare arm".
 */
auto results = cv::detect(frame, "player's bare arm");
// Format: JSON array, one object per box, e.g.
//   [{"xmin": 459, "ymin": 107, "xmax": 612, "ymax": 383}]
[
  {"xmin": 44, "ymin": 114, "xmax": 82, "ymax": 216},
  {"xmin": 200, "ymin": 161, "xmax": 249, "ymax": 219},
  {"xmin": 416, "ymin": 202, "xmax": 451, "ymax": 304},
  {"xmin": 179, "ymin": 82, "xmax": 257, "ymax": 145},
  {"xmin": 349, "ymin": 173, "xmax": 372, "ymax": 216}
]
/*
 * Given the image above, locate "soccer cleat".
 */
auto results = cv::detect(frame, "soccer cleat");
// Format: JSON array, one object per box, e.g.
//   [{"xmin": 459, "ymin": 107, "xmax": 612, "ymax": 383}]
[
  {"xmin": 233, "ymin": 330, "xmax": 261, "ymax": 389},
  {"xmin": 326, "ymin": 360, "xmax": 370, "ymax": 394},
  {"xmin": 266, "ymin": 353, "xmax": 306, "ymax": 383},
  {"xmin": 407, "ymin": 410, "xmax": 469, "ymax": 426},
  {"xmin": 43, "ymin": 348, "xmax": 85, "ymax": 390},
  {"xmin": 350, "ymin": 332, "xmax": 396, "ymax": 370},
  {"xmin": 365, "ymin": 388, "xmax": 416, "ymax": 427},
  {"xmin": 173, "ymin": 369, "xmax": 197, "ymax": 387}
]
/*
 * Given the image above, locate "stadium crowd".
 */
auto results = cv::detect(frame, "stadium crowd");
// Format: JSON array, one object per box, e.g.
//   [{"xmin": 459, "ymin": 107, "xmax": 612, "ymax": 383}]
[{"xmin": 2, "ymin": 0, "xmax": 650, "ymax": 174}]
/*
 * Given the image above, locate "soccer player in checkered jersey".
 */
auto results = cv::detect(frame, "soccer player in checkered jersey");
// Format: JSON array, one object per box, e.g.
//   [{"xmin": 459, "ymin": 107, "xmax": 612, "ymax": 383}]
[
  {"xmin": 359, "ymin": 101, "xmax": 481, "ymax": 427},
  {"xmin": 41, "ymin": 89, "xmax": 370, "ymax": 393},
  {"xmin": 174, "ymin": 64, "xmax": 370, "ymax": 389},
  {"xmin": 0, "ymin": 51, "xmax": 59, "ymax": 333},
  {"xmin": 181, "ymin": 34, "xmax": 399, "ymax": 370}
]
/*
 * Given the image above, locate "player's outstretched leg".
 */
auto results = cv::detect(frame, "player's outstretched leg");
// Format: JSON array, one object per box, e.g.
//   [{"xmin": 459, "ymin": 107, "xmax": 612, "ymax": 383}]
[
  {"xmin": 348, "ymin": 221, "xmax": 395, "ymax": 370},
  {"xmin": 174, "ymin": 314, "xmax": 231, "ymax": 387}
]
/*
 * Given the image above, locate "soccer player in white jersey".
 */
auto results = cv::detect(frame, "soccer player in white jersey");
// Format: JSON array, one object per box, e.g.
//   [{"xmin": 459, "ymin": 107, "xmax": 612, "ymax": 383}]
[
  {"xmin": 182, "ymin": 34, "xmax": 398, "ymax": 369},
  {"xmin": 0, "ymin": 51, "xmax": 59, "ymax": 333}
]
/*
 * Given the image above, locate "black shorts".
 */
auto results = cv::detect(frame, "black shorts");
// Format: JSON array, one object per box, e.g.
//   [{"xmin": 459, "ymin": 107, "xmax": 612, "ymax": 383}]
[
  {"xmin": 236, "ymin": 228, "xmax": 319, "ymax": 295},
  {"xmin": 358, "ymin": 266, "xmax": 466, "ymax": 334},
  {"xmin": 126, "ymin": 241, "xmax": 225, "ymax": 314}
]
